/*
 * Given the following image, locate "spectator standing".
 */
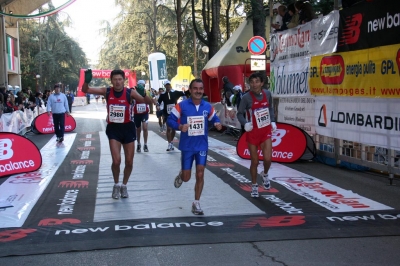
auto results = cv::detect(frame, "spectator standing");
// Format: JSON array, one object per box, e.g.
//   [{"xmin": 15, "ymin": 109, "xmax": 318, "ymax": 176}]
[
  {"xmin": 287, "ymin": 3, "xmax": 299, "ymax": 29},
  {"xmin": 66, "ymin": 90, "xmax": 75, "ymax": 113},
  {"xmin": 222, "ymin": 76, "xmax": 235, "ymax": 106},
  {"xmin": 272, "ymin": 5, "xmax": 292, "ymax": 31},
  {"xmin": 46, "ymin": 84, "xmax": 70, "ymax": 143},
  {"xmin": 295, "ymin": 0, "xmax": 316, "ymax": 25}
]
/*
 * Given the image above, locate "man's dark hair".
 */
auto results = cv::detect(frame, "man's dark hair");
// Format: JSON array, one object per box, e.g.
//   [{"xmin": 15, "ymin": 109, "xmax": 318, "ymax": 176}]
[
  {"xmin": 222, "ymin": 76, "xmax": 229, "ymax": 83},
  {"xmin": 54, "ymin": 84, "xmax": 60, "ymax": 89},
  {"xmin": 189, "ymin": 78, "xmax": 203, "ymax": 89},
  {"xmin": 110, "ymin": 69, "xmax": 125, "ymax": 79},
  {"xmin": 249, "ymin": 72, "xmax": 264, "ymax": 83}
]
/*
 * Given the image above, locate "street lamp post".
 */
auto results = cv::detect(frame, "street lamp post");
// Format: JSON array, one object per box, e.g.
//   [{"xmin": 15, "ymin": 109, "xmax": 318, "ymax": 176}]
[{"xmin": 35, "ymin": 74, "xmax": 40, "ymax": 92}]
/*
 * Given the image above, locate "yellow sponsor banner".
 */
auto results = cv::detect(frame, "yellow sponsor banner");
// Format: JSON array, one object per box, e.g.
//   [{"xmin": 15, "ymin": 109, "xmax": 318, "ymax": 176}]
[{"xmin": 309, "ymin": 44, "xmax": 400, "ymax": 98}]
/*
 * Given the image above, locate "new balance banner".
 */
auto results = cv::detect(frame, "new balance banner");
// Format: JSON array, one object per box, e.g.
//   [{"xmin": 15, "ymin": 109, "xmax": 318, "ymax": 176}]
[
  {"xmin": 337, "ymin": 0, "xmax": 400, "ymax": 52},
  {"xmin": 34, "ymin": 113, "xmax": 76, "ymax": 134},
  {"xmin": 309, "ymin": 44, "xmax": 400, "ymax": 98},
  {"xmin": 0, "ymin": 133, "xmax": 42, "ymax": 177},
  {"xmin": 236, "ymin": 123, "xmax": 315, "ymax": 163}
]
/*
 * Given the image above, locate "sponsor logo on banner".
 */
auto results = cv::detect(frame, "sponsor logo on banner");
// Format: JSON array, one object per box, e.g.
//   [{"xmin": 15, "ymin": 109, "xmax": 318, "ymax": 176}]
[
  {"xmin": 320, "ymin": 55, "xmax": 345, "ymax": 84},
  {"xmin": 310, "ymin": 44, "xmax": 400, "ymax": 98},
  {"xmin": 58, "ymin": 181, "xmax": 89, "ymax": 188},
  {"xmin": 0, "ymin": 229, "xmax": 37, "ymax": 242},
  {"xmin": 54, "ymin": 221, "xmax": 224, "ymax": 235},
  {"xmin": 0, "ymin": 133, "xmax": 42, "ymax": 177},
  {"xmin": 315, "ymin": 97, "xmax": 400, "ymax": 150},
  {"xmin": 277, "ymin": 97, "xmax": 316, "ymax": 135},
  {"xmin": 319, "ymin": 104, "xmax": 400, "ymax": 132},
  {"xmin": 270, "ymin": 58, "xmax": 310, "ymax": 97},
  {"xmin": 270, "ymin": 24, "xmax": 311, "ymax": 64},
  {"xmin": 239, "ymin": 216, "xmax": 306, "ymax": 228},
  {"xmin": 70, "ymin": 160, "xmax": 93, "ymax": 165},
  {"xmin": 38, "ymin": 218, "xmax": 81, "ymax": 226},
  {"xmin": 310, "ymin": 10, "xmax": 339, "ymax": 56},
  {"xmin": 34, "ymin": 113, "xmax": 77, "ymax": 134},
  {"xmin": 77, "ymin": 146, "xmax": 95, "ymax": 151},
  {"xmin": 337, "ymin": 0, "xmax": 400, "ymax": 52},
  {"xmin": 271, "ymin": 176, "xmax": 393, "ymax": 212},
  {"xmin": 236, "ymin": 123, "xmax": 307, "ymax": 163}
]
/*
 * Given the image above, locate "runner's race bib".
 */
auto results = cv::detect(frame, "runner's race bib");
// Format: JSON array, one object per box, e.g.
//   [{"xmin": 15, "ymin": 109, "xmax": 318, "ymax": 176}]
[
  {"xmin": 254, "ymin": 108, "xmax": 270, "ymax": 128},
  {"xmin": 167, "ymin": 104, "xmax": 175, "ymax": 114},
  {"xmin": 109, "ymin": 105, "xmax": 126, "ymax": 123},
  {"xmin": 188, "ymin": 116, "xmax": 205, "ymax": 136},
  {"xmin": 136, "ymin": 103, "xmax": 147, "ymax": 114}
]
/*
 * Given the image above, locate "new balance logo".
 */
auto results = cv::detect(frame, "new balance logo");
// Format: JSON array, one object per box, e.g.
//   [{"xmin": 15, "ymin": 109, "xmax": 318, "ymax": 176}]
[
  {"xmin": 239, "ymin": 216, "xmax": 305, "ymax": 228},
  {"xmin": 0, "ymin": 139, "xmax": 13, "ymax": 160},
  {"xmin": 38, "ymin": 218, "xmax": 81, "ymax": 226},
  {"xmin": 339, "ymin": 13, "xmax": 362, "ymax": 46},
  {"xmin": 77, "ymin": 147, "xmax": 95, "ymax": 151}
]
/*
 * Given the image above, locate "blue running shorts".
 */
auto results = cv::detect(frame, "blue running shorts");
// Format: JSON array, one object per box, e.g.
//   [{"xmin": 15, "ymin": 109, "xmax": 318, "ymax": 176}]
[{"xmin": 181, "ymin": 150, "xmax": 208, "ymax": 170}]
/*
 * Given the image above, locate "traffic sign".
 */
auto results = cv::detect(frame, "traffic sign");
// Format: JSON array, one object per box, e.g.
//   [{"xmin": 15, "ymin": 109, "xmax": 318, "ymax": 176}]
[{"xmin": 248, "ymin": 36, "xmax": 267, "ymax": 55}]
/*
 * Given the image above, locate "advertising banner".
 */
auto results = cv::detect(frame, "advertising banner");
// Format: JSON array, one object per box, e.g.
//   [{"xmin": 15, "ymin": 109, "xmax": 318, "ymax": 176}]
[
  {"xmin": 236, "ymin": 123, "xmax": 315, "ymax": 163},
  {"xmin": 34, "ymin": 113, "xmax": 77, "ymax": 134},
  {"xmin": 277, "ymin": 97, "xmax": 316, "ymax": 135},
  {"xmin": 315, "ymin": 97, "xmax": 400, "ymax": 150},
  {"xmin": 337, "ymin": 0, "xmax": 400, "ymax": 52},
  {"xmin": 270, "ymin": 23, "xmax": 311, "ymax": 65},
  {"xmin": 270, "ymin": 58, "xmax": 311, "ymax": 97},
  {"xmin": 309, "ymin": 44, "xmax": 400, "ymax": 98},
  {"xmin": 310, "ymin": 10, "xmax": 339, "ymax": 56},
  {"xmin": 0, "ymin": 132, "xmax": 42, "ymax": 177}
]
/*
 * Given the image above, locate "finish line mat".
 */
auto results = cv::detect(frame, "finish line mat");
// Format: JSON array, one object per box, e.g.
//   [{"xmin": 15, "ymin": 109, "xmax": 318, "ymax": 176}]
[{"xmin": 0, "ymin": 131, "xmax": 399, "ymax": 257}]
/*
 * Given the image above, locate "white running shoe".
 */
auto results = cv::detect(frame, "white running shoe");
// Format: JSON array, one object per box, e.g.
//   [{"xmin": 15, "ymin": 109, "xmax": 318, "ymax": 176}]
[
  {"xmin": 251, "ymin": 184, "xmax": 259, "ymax": 198},
  {"xmin": 166, "ymin": 143, "xmax": 172, "ymax": 151},
  {"xmin": 120, "ymin": 185, "xmax": 129, "ymax": 198},
  {"xmin": 260, "ymin": 171, "xmax": 271, "ymax": 190},
  {"xmin": 192, "ymin": 201, "xmax": 204, "ymax": 215},
  {"xmin": 174, "ymin": 171, "xmax": 183, "ymax": 188},
  {"xmin": 112, "ymin": 184, "xmax": 121, "ymax": 199}
]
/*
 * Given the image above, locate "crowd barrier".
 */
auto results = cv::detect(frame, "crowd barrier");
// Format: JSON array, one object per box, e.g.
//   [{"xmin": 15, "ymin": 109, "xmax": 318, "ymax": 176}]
[{"xmin": 0, "ymin": 107, "xmax": 45, "ymax": 135}]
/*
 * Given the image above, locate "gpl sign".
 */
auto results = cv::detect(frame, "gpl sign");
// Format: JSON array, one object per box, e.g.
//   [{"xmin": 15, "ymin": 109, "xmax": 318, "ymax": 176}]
[{"xmin": 248, "ymin": 36, "xmax": 267, "ymax": 55}]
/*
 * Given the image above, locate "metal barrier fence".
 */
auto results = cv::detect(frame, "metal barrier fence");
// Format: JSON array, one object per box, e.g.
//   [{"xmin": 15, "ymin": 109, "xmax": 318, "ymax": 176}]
[{"xmin": 316, "ymin": 134, "xmax": 400, "ymax": 182}]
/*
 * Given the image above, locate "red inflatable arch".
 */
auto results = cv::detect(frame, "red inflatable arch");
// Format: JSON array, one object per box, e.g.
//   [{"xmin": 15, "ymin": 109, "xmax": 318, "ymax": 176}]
[{"xmin": 77, "ymin": 69, "xmax": 137, "ymax": 96}]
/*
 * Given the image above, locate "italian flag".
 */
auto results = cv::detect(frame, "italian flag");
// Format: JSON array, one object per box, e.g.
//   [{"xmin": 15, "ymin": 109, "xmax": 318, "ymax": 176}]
[{"xmin": 7, "ymin": 36, "xmax": 15, "ymax": 71}]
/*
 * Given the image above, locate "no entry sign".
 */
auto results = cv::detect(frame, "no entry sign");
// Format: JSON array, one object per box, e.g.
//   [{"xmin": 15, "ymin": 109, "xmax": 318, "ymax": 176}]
[{"xmin": 248, "ymin": 36, "xmax": 267, "ymax": 55}]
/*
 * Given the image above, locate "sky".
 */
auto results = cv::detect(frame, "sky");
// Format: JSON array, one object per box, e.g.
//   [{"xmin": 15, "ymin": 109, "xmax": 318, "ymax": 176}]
[{"xmin": 52, "ymin": 0, "xmax": 121, "ymax": 64}]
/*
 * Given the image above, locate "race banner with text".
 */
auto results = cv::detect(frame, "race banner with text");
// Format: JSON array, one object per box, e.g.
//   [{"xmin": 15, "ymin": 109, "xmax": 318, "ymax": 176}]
[
  {"xmin": 309, "ymin": 43, "xmax": 400, "ymax": 98},
  {"xmin": 337, "ymin": 0, "xmax": 400, "ymax": 52},
  {"xmin": 277, "ymin": 97, "xmax": 316, "ymax": 135},
  {"xmin": 310, "ymin": 10, "xmax": 339, "ymax": 56},
  {"xmin": 315, "ymin": 97, "xmax": 400, "ymax": 150},
  {"xmin": 270, "ymin": 23, "xmax": 311, "ymax": 65},
  {"xmin": 270, "ymin": 58, "xmax": 311, "ymax": 97}
]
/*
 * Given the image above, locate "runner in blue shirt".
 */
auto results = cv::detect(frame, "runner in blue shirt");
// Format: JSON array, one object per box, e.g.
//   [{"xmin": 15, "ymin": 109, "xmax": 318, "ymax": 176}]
[{"xmin": 167, "ymin": 78, "xmax": 222, "ymax": 215}]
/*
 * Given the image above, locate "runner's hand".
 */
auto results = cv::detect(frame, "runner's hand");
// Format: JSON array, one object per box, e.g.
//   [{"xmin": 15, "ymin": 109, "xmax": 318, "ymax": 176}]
[
  {"xmin": 271, "ymin": 122, "xmax": 277, "ymax": 133},
  {"xmin": 244, "ymin": 122, "xmax": 253, "ymax": 132},
  {"xmin": 84, "ymin": 69, "xmax": 92, "ymax": 83},
  {"xmin": 214, "ymin": 122, "xmax": 222, "ymax": 131}
]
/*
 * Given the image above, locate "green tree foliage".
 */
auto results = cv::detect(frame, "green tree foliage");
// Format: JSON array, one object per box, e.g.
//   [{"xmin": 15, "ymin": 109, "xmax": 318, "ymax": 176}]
[{"xmin": 19, "ymin": 3, "xmax": 87, "ymax": 93}]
